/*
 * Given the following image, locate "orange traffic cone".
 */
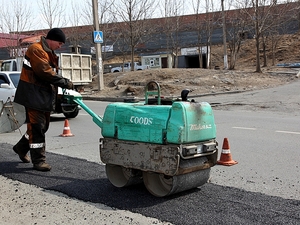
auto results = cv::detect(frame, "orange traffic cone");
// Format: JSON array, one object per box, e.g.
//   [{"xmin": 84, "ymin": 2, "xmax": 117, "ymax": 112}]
[
  {"xmin": 217, "ymin": 138, "xmax": 238, "ymax": 166},
  {"xmin": 59, "ymin": 119, "xmax": 74, "ymax": 137}
]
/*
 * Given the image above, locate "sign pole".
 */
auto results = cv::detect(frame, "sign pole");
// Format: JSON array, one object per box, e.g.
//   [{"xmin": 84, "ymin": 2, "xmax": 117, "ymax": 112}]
[{"xmin": 92, "ymin": 0, "xmax": 104, "ymax": 90}]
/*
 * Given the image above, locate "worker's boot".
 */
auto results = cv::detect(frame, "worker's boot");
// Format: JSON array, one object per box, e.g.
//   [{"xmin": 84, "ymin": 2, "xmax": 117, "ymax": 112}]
[
  {"xmin": 30, "ymin": 147, "xmax": 51, "ymax": 171},
  {"xmin": 13, "ymin": 135, "xmax": 30, "ymax": 163}
]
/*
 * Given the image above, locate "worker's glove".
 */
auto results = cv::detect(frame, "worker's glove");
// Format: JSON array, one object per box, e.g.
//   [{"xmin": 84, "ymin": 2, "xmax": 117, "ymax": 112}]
[{"xmin": 66, "ymin": 81, "xmax": 74, "ymax": 90}]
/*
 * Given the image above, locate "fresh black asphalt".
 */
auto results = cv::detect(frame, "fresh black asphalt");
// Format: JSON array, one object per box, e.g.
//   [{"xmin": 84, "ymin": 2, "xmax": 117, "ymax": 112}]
[{"xmin": 1, "ymin": 142, "xmax": 299, "ymax": 225}]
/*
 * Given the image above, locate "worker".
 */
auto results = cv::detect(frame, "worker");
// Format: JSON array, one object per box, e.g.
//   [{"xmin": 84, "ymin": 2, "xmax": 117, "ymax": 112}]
[{"xmin": 13, "ymin": 28, "xmax": 74, "ymax": 171}]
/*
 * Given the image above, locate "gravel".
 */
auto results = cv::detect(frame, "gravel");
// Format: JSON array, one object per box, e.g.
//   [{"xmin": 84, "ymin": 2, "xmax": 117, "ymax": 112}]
[{"xmin": 0, "ymin": 176, "xmax": 171, "ymax": 225}]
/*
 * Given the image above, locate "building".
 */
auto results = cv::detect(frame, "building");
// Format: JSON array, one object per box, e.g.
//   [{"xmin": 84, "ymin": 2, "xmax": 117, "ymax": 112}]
[{"xmin": 1, "ymin": 2, "xmax": 299, "ymax": 69}]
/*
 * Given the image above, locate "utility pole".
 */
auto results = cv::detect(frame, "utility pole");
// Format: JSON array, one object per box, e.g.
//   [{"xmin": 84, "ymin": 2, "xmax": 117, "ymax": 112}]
[
  {"xmin": 92, "ymin": 0, "xmax": 104, "ymax": 90},
  {"xmin": 221, "ymin": 0, "xmax": 228, "ymax": 70}
]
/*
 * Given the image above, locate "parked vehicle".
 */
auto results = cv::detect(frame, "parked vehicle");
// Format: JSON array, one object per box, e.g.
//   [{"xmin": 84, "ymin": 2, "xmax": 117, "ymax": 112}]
[
  {"xmin": 103, "ymin": 63, "xmax": 123, "ymax": 74},
  {"xmin": 0, "ymin": 72, "xmax": 20, "ymax": 102},
  {"xmin": 58, "ymin": 53, "xmax": 92, "ymax": 89},
  {"xmin": 111, "ymin": 62, "xmax": 149, "ymax": 73},
  {"xmin": 1, "ymin": 57, "xmax": 23, "ymax": 72},
  {"xmin": 0, "ymin": 71, "xmax": 80, "ymax": 118},
  {"xmin": 1, "ymin": 53, "xmax": 92, "ymax": 90}
]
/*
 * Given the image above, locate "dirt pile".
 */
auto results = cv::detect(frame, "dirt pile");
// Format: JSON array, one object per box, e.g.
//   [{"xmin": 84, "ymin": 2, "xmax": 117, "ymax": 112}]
[{"xmin": 86, "ymin": 67, "xmax": 298, "ymax": 98}]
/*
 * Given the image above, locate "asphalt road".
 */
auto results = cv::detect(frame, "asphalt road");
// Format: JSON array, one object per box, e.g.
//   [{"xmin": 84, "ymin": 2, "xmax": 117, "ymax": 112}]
[
  {"xmin": 0, "ymin": 145, "xmax": 299, "ymax": 225},
  {"xmin": 1, "ymin": 78, "xmax": 300, "ymax": 224},
  {"xmin": 0, "ymin": 144, "xmax": 300, "ymax": 224}
]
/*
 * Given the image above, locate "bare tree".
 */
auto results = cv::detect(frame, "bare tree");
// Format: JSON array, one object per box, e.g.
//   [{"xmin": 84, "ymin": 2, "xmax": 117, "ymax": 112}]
[
  {"xmin": 82, "ymin": 0, "xmax": 125, "ymax": 61},
  {"xmin": 112, "ymin": 0, "xmax": 158, "ymax": 71},
  {"xmin": 0, "ymin": 0, "xmax": 34, "ymax": 57},
  {"xmin": 261, "ymin": 2, "xmax": 299, "ymax": 66},
  {"xmin": 237, "ymin": 0, "xmax": 286, "ymax": 72},
  {"xmin": 38, "ymin": 0, "xmax": 67, "ymax": 29},
  {"xmin": 161, "ymin": 0, "xmax": 185, "ymax": 68},
  {"xmin": 225, "ymin": 9, "xmax": 249, "ymax": 70},
  {"xmin": 83, "ymin": 0, "xmax": 117, "ymax": 28},
  {"xmin": 192, "ymin": 0, "xmax": 204, "ymax": 68},
  {"xmin": 65, "ymin": 1, "xmax": 91, "ymax": 54},
  {"xmin": 81, "ymin": 0, "xmax": 95, "ymax": 26},
  {"xmin": 97, "ymin": 0, "xmax": 117, "ymax": 60},
  {"xmin": 203, "ymin": 1, "xmax": 221, "ymax": 69},
  {"xmin": 221, "ymin": 0, "xmax": 228, "ymax": 69}
]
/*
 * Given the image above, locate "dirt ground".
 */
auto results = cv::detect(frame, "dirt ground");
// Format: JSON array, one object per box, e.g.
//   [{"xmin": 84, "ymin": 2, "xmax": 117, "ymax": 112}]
[
  {"xmin": 85, "ymin": 66, "xmax": 299, "ymax": 99},
  {"xmin": 84, "ymin": 33, "xmax": 300, "ymax": 99}
]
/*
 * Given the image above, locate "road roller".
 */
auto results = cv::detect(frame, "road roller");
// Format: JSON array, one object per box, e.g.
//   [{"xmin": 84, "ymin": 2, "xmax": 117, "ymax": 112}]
[{"xmin": 65, "ymin": 81, "xmax": 218, "ymax": 197}]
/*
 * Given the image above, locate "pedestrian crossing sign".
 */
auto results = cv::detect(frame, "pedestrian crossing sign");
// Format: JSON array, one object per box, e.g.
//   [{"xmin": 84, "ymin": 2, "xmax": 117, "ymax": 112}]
[{"xmin": 93, "ymin": 31, "xmax": 103, "ymax": 43}]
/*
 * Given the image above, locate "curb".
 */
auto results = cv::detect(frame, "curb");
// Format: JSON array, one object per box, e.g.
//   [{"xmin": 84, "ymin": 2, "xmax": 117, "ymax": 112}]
[{"xmin": 82, "ymin": 90, "xmax": 245, "ymax": 102}]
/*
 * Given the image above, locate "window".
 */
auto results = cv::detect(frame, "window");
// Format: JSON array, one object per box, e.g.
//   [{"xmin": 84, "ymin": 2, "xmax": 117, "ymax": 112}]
[
  {"xmin": 0, "ymin": 61, "xmax": 17, "ymax": 71},
  {"xmin": 145, "ymin": 57, "xmax": 160, "ymax": 67},
  {"xmin": 0, "ymin": 74, "xmax": 9, "ymax": 85},
  {"xmin": 9, "ymin": 73, "xmax": 20, "ymax": 88}
]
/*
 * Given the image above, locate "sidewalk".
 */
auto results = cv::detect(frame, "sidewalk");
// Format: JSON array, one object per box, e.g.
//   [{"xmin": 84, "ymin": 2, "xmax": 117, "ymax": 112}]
[{"xmin": 0, "ymin": 175, "xmax": 171, "ymax": 225}]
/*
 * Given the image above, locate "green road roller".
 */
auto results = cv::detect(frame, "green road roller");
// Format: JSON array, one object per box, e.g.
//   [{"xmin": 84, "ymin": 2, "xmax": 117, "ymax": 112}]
[{"xmin": 64, "ymin": 81, "xmax": 218, "ymax": 197}]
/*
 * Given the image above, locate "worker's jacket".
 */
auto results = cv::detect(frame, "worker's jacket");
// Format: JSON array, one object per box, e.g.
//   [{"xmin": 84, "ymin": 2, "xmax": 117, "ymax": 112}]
[{"xmin": 14, "ymin": 37, "xmax": 71, "ymax": 112}]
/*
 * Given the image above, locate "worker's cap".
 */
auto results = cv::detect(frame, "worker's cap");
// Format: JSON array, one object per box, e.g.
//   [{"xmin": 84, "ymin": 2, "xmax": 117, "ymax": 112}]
[{"xmin": 46, "ymin": 28, "xmax": 66, "ymax": 43}]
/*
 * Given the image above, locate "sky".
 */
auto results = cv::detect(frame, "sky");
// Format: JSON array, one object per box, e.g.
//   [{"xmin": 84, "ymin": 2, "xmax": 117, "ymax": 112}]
[
  {"xmin": 0, "ymin": 0, "xmax": 89, "ymax": 32},
  {"xmin": 0, "ymin": 0, "xmax": 232, "ymax": 32},
  {"xmin": 1, "ymin": 0, "xmax": 289, "ymax": 32}
]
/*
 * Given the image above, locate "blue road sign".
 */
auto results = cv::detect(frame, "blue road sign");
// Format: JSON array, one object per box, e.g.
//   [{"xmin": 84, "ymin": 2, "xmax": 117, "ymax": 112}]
[{"xmin": 93, "ymin": 31, "xmax": 103, "ymax": 43}]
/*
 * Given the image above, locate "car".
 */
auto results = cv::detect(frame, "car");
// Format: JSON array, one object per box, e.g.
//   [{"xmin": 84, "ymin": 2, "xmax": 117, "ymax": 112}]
[
  {"xmin": 110, "ymin": 62, "xmax": 149, "ymax": 73},
  {"xmin": 0, "ymin": 71, "xmax": 80, "ymax": 118},
  {"xmin": 0, "ymin": 71, "xmax": 19, "ymax": 102}
]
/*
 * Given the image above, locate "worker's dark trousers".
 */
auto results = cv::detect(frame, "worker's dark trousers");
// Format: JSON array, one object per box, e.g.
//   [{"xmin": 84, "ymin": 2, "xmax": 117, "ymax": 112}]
[
  {"xmin": 23, "ymin": 108, "xmax": 50, "ymax": 165},
  {"xmin": 14, "ymin": 134, "xmax": 30, "ymax": 155}
]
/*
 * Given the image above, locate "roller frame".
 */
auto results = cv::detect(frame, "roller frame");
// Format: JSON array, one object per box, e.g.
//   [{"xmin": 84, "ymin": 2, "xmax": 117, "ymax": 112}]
[
  {"xmin": 101, "ymin": 138, "xmax": 218, "ymax": 196},
  {"xmin": 100, "ymin": 137, "xmax": 218, "ymax": 176}
]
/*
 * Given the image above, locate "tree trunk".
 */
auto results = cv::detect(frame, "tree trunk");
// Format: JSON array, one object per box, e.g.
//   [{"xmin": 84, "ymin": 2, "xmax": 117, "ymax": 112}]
[
  {"xmin": 255, "ymin": 35, "xmax": 261, "ymax": 73},
  {"xmin": 131, "ymin": 45, "xmax": 135, "ymax": 71},
  {"xmin": 254, "ymin": 0, "xmax": 262, "ymax": 73},
  {"xmin": 262, "ymin": 36, "xmax": 267, "ymax": 67},
  {"xmin": 198, "ymin": 46, "xmax": 203, "ymax": 68}
]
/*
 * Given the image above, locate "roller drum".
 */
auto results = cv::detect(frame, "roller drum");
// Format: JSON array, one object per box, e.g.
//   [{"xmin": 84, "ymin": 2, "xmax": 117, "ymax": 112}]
[
  {"xmin": 105, "ymin": 164, "xmax": 143, "ymax": 187},
  {"xmin": 143, "ymin": 157, "xmax": 211, "ymax": 197}
]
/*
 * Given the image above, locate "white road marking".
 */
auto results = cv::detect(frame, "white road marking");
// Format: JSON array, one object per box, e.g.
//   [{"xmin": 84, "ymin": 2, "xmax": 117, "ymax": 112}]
[
  {"xmin": 232, "ymin": 127, "xmax": 257, "ymax": 130},
  {"xmin": 232, "ymin": 127, "xmax": 300, "ymax": 135},
  {"xmin": 276, "ymin": 130, "xmax": 300, "ymax": 135}
]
